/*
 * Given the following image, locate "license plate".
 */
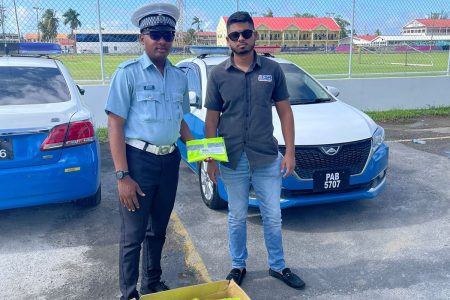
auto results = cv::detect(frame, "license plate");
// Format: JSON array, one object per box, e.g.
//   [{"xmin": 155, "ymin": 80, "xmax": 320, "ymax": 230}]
[
  {"xmin": 0, "ymin": 138, "xmax": 13, "ymax": 160},
  {"xmin": 313, "ymin": 170, "xmax": 349, "ymax": 192}
]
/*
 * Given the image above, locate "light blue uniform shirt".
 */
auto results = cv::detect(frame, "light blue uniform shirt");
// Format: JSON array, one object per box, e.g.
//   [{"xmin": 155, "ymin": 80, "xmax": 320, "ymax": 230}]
[{"xmin": 105, "ymin": 52, "xmax": 190, "ymax": 145}]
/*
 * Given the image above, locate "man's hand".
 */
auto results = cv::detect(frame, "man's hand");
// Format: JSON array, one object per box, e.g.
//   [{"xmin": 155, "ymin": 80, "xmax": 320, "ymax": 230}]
[
  {"xmin": 281, "ymin": 151, "xmax": 296, "ymax": 177},
  {"xmin": 206, "ymin": 159, "xmax": 220, "ymax": 184},
  {"xmin": 117, "ymin": 176, "xmax": 145, "ymax": 211}
]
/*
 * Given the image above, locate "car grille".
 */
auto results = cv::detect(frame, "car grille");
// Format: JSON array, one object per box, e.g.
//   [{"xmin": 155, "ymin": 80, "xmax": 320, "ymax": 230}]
[{"xmin": 279, "ymin": 138, "xmax": 372, "ymax": 179}]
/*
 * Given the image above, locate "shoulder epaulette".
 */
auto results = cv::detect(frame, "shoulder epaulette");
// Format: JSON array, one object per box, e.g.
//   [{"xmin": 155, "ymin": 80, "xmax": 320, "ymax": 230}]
[{"xmin": 118, "ymin": 58, "xmax": 139, "ymax": 69}]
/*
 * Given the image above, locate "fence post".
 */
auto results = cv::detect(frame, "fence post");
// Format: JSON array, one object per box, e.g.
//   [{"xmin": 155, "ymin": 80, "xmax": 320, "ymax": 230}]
[
  {"xmin": 348, "ymin": 0, "xmax": 356, "ymax": 78},
  {"xmin": 96, "ymin": 0, "xmax": 106, "ymax": 84},
  {"xmin": 447, "ymin": 44, "xmax": 450, "ymax": 76}
]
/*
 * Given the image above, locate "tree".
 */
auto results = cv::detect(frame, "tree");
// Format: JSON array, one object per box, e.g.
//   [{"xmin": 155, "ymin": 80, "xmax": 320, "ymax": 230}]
[
  {"xmin": 375, "ymin": 29, "xmax": 382, "ymax": 36},
  {"xmin": 191, "ymin": 16, "xmax": 202, "ymax": 32},
  {"xmin": 293, "ymin": 12, "xmax": 316, "ymax": 18},
  {"xmin": 263, "ymin": 9, "xmax": 273, "ymax": 17},
  {"xmin": 184, "ymin": 28, "xmax": 196, "ymax": 45},
  {"xmin": 334, "ymin": 15, "xmax": 350, "ymax": 39},
  {"xmin": 428, "ymin": 11, "xmax": 448, "ymax": 19},
  {"xmin": 63, "ymin": 9, "xmax": 81, "ymax": 39},
  {"xmin": 39, "ymin": 9, "xmax": 59, "ymax": 42},
  {"xmin": 63, "ymin": 8, "xmax": 81, "ymax": 54}
]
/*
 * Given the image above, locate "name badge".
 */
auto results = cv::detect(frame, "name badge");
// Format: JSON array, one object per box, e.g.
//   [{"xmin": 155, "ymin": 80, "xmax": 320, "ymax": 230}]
[
  {"xmin": 258, "ymin": 75, "xmax": 272, "ymax": 82},
  {"xmin": 144, "ymin": 85, "xmax": 155, "ymax": 90}
]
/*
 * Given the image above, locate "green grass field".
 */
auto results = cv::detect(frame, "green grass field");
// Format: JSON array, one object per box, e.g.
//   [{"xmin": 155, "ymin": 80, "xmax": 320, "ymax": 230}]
[{"xmin": 56, "ymin": 51, "xmax": 450, "ymax": 82}]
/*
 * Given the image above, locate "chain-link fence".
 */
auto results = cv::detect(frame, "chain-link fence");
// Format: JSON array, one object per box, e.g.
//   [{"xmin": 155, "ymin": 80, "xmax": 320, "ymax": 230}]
[{"xmin": 1, "ymin": 0, "xmax": 450, "ymax": 83}]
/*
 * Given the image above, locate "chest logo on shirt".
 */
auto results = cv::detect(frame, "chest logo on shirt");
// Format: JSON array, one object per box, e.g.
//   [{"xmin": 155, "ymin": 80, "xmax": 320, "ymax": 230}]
[
  {"xmin": 258, "ymin": 75, "xmax": 272, "ymax": 82},
  {"xmin": 144, "ymin": 85, "xmax": 155, "ymax": 90}
]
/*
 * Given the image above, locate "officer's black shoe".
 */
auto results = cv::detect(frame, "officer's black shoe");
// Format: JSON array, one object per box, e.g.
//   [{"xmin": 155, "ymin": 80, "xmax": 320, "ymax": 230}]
[
  {"xmin": 269, "ymin": 268, "xmax": 305, "ymax": 290},
  {"xmin": 148, "ymin": 281, "xmax": 170, "ymax": 293},
  {"xmin": 226, "ymin": 268, "xmax": 246, "ymax": 285}
]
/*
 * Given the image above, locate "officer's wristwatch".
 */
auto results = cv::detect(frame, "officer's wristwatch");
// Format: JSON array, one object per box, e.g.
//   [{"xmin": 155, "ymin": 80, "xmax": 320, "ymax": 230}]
[{"xmin": 115, "ymin": 170, "xmax": 130, "ymax": 180}]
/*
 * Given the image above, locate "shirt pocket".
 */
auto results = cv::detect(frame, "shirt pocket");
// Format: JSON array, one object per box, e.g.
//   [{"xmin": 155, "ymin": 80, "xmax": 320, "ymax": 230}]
[
  {"xmin": 254, "ymin": 81, "xmax": 274, "ymax": 108},
  {"xmin": 170, "ymin": 92, "xmax": 184, "ymax": 122},
  {"xmin": 136, "ymin": 90, "xmax": 163, "ymax": 122}
]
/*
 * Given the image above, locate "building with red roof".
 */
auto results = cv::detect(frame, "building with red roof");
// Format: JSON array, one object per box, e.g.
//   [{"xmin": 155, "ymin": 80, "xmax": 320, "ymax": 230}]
[
  {"xmin": 217, "ymin": 16, "xmax": 340, "ymax": 47},
  {"xmin": 402, "ymin": 19, "xmax": 450, "ymax": 36}
]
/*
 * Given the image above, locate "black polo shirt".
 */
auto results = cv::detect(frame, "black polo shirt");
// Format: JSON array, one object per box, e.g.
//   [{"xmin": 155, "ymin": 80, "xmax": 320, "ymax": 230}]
[{"xmin": 205, "ymin": 52, "xmax": 289, "ymax": 170}]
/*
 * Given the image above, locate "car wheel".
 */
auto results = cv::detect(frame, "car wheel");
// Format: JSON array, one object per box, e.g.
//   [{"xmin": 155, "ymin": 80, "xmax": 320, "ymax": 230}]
[
  {"xmin": 77, "ymin": 185, "xmax": 101, "ymax": 207},
  {"xmin": 198, "ymin": 161, "xmax": 227, "ymax": 210}
]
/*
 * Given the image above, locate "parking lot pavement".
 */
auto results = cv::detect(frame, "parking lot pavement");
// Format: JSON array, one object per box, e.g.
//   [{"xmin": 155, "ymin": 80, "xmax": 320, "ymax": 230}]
[
  {"xmin": 174, "ymin": 116, "xmax": 450, "ymax": 299},
  {"xmin": 0, "ymin": 144, "xmax": 199, "ymax": 299},
  {"xmin": 1, "ymin": 116, "xmax": 449, "ymax": 299}
]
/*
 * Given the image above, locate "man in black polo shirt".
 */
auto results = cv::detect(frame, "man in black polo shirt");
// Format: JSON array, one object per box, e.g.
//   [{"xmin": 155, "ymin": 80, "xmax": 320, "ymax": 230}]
[{"xmin": 204, "ymin": 11, "xmax": 305, "ymax": 290}]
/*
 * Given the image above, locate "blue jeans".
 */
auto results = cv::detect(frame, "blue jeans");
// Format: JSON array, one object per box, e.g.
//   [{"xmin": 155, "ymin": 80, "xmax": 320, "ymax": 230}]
[{"xmin": 220, "ymin": 151, "xmax": 285, "ymax": 272}]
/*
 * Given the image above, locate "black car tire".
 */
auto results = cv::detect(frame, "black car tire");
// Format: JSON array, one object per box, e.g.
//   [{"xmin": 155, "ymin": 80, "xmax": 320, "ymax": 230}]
[
  {"xmin": 76, "ymin": 185, "xmax": 101, "ymax": 207},
  {"xmin": 198, "ymin": 161, "xmax": 227, "ymax": 210}
]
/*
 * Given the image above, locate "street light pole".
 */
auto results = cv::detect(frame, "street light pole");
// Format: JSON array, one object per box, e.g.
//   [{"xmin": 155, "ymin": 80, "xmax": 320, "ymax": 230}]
[
  {"xmin": 12, "ymin": 0, "xmax": 19, "ymax": 40},
  {"xmin": 236, "ymin": 0, "xmax": 239, "ymax": 11},
  {"xmin": 0, "ymin": 0, "xmax": 6, "ymax": 52},
  {"xmin": 33, "ymin": 6, "xmax": 41, "ymax": 41}
]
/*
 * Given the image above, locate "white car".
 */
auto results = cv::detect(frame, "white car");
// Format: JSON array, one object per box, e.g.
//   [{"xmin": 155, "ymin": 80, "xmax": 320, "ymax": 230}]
[
  {"xmin": 0, "ymin": 43, "xmax": 101, "ymax": 210},
  {"xmin": 176, "ymin": 48, "xmax": 389, "ymax": 209}
]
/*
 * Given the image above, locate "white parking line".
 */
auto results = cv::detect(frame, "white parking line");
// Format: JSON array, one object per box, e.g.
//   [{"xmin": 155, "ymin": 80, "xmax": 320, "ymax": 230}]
[{"xmin": 386, "ymin": 135, "xmax": 450, "ymax": 143}]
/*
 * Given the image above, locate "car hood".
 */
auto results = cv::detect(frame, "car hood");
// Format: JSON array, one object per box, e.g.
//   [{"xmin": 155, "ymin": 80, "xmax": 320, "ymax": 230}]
[
  {"xmin": 0, "ymin": 102, "xmax": 76, "ymax": 132},
  {"xmin": 273, "ymin": 100, "xmax": 377, "ymax": 146}
]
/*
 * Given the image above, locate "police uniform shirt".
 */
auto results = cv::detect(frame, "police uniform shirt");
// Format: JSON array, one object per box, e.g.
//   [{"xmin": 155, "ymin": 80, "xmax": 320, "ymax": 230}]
[{"xmin": 105, "ymin": 52, "xmax": 190, "ymax": 146}]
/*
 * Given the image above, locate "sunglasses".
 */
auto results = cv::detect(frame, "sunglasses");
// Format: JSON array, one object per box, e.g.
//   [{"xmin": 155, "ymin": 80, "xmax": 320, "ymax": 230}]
[
  {"xmin": 227, "ymin": 29, "xmax": 255, "ymax": 42},
  {"xmin": 143, "ymin": 31, "xmax": 175, "ymax": 42}
]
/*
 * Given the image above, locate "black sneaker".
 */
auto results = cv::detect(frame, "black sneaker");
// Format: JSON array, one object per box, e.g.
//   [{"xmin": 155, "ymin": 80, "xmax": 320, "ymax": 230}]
[
  {"xmin": 148, "ymin": 281, "xmax": 170, "ymax": 293},
  {"xmin": 226, "ymin": 268, "xmax": 247, "ymax": 285},
  {"xmin": 269, "ymin": 268, "xmax": 305, "ymax": 290}
]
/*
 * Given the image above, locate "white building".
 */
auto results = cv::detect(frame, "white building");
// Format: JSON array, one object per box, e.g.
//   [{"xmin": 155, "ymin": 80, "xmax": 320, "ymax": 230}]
[{"xmin": 74, "ymin": 30, "xmax": 142, "ymax": 54}]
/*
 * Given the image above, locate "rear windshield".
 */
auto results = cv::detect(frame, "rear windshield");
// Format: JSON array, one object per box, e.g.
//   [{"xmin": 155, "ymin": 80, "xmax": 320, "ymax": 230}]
[{"xmin": 0, "ymin": 66, "xmax": 70, "ymax": 105}]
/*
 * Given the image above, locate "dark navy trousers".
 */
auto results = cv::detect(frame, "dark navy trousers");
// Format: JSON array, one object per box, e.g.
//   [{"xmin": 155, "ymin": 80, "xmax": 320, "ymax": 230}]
[{"xmin": 119, "ymin": 145, "xmax": 181, "ymax": 300}]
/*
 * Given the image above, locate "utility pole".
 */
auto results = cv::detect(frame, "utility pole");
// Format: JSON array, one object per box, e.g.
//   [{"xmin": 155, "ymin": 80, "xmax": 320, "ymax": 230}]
[
  {"xmin": 13, "ymin": 0, "xmax": 19, "ymax": 40},
  {"xmin": 0, "ymin": 0, "xmax": 6, "ymax": 53},
  {"xmin": 33, "ymin": 6, "xmax": 41, "ymax": 41}
]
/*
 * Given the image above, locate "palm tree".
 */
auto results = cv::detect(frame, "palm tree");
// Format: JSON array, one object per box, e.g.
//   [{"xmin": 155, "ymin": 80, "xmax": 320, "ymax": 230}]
[
  {"xmin": 39, "ymin": 9, "xmax": 59, "ymax": 42},
  {"xmin": 191, "ymin": 16, "xmax": 202, "ymax": 32},
  {"xmin": 63, "ymin": 8, "xmax": 81, "ymax": 53},
  {"xmin": 375, "ymin": 29, "xmax": 382, "ymax": 36}
]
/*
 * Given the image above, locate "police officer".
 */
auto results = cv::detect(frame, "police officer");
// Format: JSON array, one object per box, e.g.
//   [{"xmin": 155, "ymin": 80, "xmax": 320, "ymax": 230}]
[{"xmin": 105, "ymin": 3, "xmax": 193, "ymax": 299}]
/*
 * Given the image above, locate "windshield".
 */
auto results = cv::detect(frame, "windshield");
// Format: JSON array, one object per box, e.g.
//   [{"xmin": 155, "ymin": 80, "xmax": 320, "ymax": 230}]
[
  {"xmin": 279, "ymin": 63, "xmax": 331, "ymax": 105},
  {"xmin": 0, "ymin": 66, "xmax": 70, "ymax": 105},
  {"xmin": 206, "ymin": 62, "xmax": 331, "ymax": 105}
]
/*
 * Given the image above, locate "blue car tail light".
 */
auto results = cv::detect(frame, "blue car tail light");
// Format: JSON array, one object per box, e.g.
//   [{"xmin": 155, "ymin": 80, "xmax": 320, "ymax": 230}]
[{"xmin": 40, "ymin": 120, "xmax": 95, "ymax": 151}]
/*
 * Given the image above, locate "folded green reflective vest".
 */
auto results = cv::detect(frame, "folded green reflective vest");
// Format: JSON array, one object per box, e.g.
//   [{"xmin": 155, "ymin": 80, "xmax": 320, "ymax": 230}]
[{"xmin": 186, "ymin": 137, "xmax": 228, "ymax": 163}]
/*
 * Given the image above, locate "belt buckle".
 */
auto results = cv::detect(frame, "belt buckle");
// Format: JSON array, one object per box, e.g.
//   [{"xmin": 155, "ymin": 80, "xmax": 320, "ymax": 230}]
[{"xmin": 157, "ymin": 145, "xmax": 171, "ymax": 155}]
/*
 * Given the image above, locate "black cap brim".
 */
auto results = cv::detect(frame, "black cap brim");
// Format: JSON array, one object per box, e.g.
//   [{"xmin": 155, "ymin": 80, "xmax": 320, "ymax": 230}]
[{"xmin": 142, "ymin": 25, "xmax": 175, "ymax": 32}]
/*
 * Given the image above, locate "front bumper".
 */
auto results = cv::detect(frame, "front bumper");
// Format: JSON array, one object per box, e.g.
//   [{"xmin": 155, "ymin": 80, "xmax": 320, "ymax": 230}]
[{"xmin": 248, "ymin": 143, "xmax": 389, "ymax": 209}]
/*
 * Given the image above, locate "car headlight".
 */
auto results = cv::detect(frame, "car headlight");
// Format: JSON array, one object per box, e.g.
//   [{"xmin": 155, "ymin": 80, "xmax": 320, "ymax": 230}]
[{"xmin": 372, "ymin": 126, "xmax": 385, "ymax": 152}]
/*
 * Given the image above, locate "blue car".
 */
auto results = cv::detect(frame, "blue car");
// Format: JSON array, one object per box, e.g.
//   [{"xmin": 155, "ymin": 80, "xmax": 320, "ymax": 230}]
[
  {"xmin": 176, "ymin": 48, "xmax": 388, "ymax": 210},
  {"xmin": 0, "ymin": 43, "xmax": 101, "ymax": 210}
]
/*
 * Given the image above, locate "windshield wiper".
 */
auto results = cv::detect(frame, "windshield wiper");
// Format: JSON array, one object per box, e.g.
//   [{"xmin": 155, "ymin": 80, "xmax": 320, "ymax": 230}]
[{"xmin": 301, "ymin": 98, "xmax": 331, "ymax": 103}]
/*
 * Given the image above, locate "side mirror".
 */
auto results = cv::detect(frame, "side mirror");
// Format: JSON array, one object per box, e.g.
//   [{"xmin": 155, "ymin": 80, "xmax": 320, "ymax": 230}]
[
  {"xmin": 326, "ymin": 86, "xmax": 340, "ymax": 97},
  {"xmin": 188, "ymin": 91, "xmax": 201, "ymax": 108},
  {"xmin": 77, "ymin": 85, "xmax": 85, "ymax": 95}
]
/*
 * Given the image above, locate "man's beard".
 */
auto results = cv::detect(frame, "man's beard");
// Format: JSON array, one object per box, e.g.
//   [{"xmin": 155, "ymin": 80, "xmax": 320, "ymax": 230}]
[{"xmin": 231, "ymin": 43, "xmax": 254, "ymax": 55}]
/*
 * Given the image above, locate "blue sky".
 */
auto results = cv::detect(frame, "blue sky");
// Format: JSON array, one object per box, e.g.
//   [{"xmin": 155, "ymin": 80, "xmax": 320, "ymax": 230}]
[{"xmin": 3, "ymin": 0, "xmax": 450, "ymax": 36}]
